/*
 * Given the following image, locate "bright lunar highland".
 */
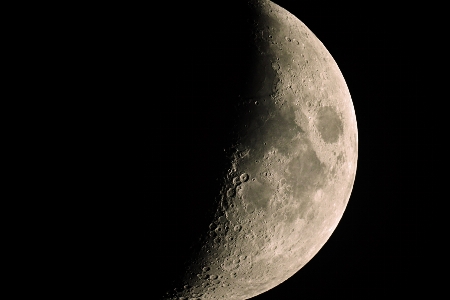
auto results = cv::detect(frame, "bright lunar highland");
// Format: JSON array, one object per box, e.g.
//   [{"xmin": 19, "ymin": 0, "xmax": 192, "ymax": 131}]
[{"xmin": 163, "ymin": 1, "xmax": 357, "ymax": 299}]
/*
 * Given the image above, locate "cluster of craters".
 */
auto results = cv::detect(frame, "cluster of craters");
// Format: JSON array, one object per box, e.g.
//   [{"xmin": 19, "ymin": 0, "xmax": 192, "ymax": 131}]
[
  {"xmin": 164, "ymin": 172, "xmax": 255, "ymax": 299},
  {"xmin": 222, "ymin": 172, "xmax": 249, "ymax": 212},
  {"xmin": 227, "ymin": 173, "xmax": 249, "ymax": 198}
]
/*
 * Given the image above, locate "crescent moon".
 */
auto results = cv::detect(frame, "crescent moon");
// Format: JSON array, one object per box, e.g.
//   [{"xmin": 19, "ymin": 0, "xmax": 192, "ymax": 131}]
[{"xmin": 164, "ymin": 1, "xmax": 357, "ymax": 299}]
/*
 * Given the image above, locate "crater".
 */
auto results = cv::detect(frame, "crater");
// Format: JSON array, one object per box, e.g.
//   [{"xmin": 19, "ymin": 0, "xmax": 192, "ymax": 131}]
[{"xmin": 315, "ymin": 106, "xmax": 343, "ymax": 143}]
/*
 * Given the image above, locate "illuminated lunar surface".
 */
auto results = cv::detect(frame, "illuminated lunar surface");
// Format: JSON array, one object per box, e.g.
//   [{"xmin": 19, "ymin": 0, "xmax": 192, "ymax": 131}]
[{"xmin": 164, "ymin": 1, "xmax": 357, "ymax": 299}]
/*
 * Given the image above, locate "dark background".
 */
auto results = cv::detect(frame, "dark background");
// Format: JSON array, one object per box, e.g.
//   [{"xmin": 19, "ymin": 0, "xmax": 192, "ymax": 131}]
[
  {"xmin": 11, "ymin": 0, "xmax": 422, "ymax": 297},
  {"xmin": 67, "ymin": 0, "xmax": 417, "ymax": 298}
]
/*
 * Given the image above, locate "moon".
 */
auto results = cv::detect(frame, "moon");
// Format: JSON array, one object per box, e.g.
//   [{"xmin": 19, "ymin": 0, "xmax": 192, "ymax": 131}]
[{"xmin": 163, "ymin": 1, "xmax": 357, "ymax": 299}]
